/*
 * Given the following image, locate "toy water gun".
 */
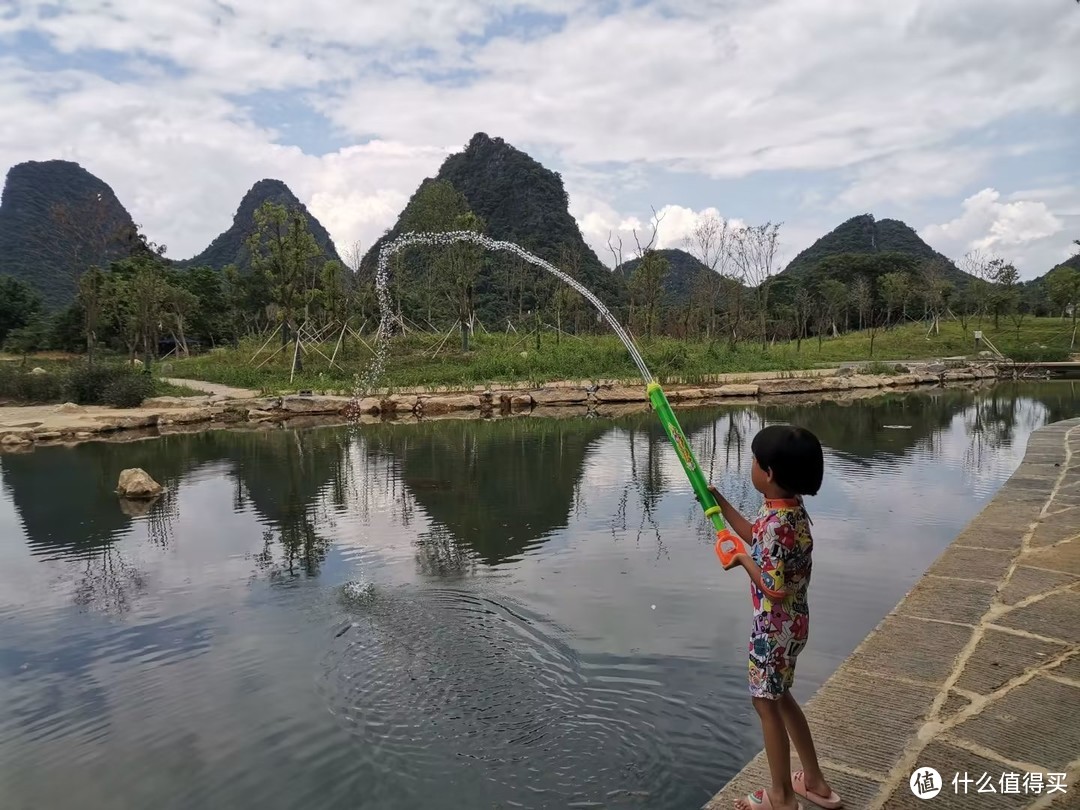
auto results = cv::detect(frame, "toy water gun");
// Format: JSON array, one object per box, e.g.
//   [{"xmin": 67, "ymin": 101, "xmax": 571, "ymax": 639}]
[{"xmin": 646, "ymin": 382, "xmax": 786, "ymax": 600}]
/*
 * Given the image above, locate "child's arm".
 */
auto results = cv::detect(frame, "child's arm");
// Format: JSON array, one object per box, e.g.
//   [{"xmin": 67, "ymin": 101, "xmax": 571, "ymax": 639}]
[
  {"xmin": 734, "ymin": 553, "xmax": 787, "ymax": 601},
  {"xmin": 707, "ymin": 486, "xmax": 753, "ymax": 543}
]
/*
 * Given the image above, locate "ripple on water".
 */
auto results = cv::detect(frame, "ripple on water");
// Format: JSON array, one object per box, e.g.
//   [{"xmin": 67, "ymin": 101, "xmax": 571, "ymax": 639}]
[{"xmin": 319, "ymin": 583, "xmax": 733, "ymax": 807}]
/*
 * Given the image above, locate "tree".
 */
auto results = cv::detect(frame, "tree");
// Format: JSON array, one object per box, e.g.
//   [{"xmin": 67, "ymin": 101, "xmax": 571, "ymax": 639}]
[
  {"xmin": 987, "ymin": 260, "xmax": 1020, "ymax": 329},
  {"xmin": 919, "ymin": 259, "xmax": 952, "ymax": 335},
  {"xmin": 76, "ymin": 267, "xmax": 107, "ymax": 364},
  {"xmin": 444, "ymin": 211, "xmax": 486, "ymax": 351},
  {"xmin": 850, "ymin": 276, "xmax": 873, "ymax": 332},
  {"xmin": 793, "ymin": 284, "xmax": 813, "ymax": 352},
  {"xmin": 879, "ymin": 272, "xmax": 911, "ymax": 327},
  {"xmin": 1046, "ymin": 265, "xmax": 1080, "ymax": 349},
  {"xmin": 959, "ymin": 249, "xmax": 995, "ymax": 324},
  {"xmin": 247, "ymin": 201, "xmax": 322, "ymax": 373},
  {"xmin": 818, "ymin": 279, "xmax": 848, "ymax": 338},
  {"xmin": 732, "ymin": 222, "xmax": 782, "ymax": 348},
  {"xmin": 0, "ymin": 275, "xmax": 43, "ymax": 346},
  {"xmin": 628, "ymin": 250, "xmax": 669, "ymax": 339},
  {"xmin": 609, "ymin": 207, "xmax": 667, "ymax": 340},
  {"xmin": 683, "ymin": 212, "xmax": 736, "ymax": 340}
]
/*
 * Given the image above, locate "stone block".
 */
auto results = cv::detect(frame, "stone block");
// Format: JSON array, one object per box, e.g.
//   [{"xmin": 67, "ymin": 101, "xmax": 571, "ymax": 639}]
[
  {"xmin": 844, "ymin": 614, "xmax": 972, "ymax": 685},
  {"xmin": 996, "ymin": 589, "xmax": 1080, "ymax": 644},
  {"xmin": 954, "ymin": 628, "xmax": 1067, "ymax": 695},
  {"xmin": 896, "ymin": 575, "xmax": 998, "ymax": 625},
  {"xmin": 950, "ymin": 676, "xmax": 1080, "ymax": 772}
]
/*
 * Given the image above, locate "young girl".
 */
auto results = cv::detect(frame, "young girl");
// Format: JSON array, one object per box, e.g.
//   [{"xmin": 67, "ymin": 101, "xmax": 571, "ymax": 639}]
[{"xmin": 708, "ymin": 424, "xmax": 842, "ymax": 810}]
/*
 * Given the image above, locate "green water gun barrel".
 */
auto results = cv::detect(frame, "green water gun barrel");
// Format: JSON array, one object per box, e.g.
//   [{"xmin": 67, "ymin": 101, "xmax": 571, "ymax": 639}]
[{"xmin": 645, "ymin": 382, "xmax": 727, "ymax": 533}]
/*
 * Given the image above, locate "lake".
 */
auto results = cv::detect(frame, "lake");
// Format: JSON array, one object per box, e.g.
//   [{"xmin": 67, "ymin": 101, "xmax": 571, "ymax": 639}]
[{"xmin": 1, "ymin": 382, "xmax": 1077, "ymax": 810}]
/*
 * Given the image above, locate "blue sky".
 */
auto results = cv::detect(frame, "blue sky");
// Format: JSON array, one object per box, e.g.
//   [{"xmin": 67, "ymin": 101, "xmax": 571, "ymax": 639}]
[{"xmin": 0, "ymin": 0, "xmax": 1077, "ymax": 278}]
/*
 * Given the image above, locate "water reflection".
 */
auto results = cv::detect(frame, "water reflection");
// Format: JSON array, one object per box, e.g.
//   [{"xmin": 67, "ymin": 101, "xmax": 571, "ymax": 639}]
[
  {"xmin": 0, "ymin": 382, "xmax": 1077, "ymax": 810},
  {"xmin": 361, "ymin": 417, "xmax": 611, "ymax": 565}
]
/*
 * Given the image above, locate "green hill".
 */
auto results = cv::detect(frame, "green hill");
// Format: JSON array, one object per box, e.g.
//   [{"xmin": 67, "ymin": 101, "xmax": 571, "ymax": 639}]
[
  {"xmin": 361, "ymin": 133, "xmax": 624, "ymax": 327},
  {"xmin": 780, "ymin": 214, "xmax": 972, "ymax": 288},
  {"xmin": 615, "ymin": 248, "xmax": 743, "ymax": 306},
  {"xmin": 0, "ymin": 160, "xmax": 138, "ymax": 310},
  {"xmin": 179, "ymin": 178, "xmax": 342, "ymax": 271}
]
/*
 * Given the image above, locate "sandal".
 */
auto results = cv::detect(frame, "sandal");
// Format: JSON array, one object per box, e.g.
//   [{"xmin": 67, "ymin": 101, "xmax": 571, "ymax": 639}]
[
  {"xmin": 793, "ymin": 771, "xmax": 843, "ymax": 809},
  {"xmin": 736, "ymin": 788, "xmax": 804, "ymax": 809}
]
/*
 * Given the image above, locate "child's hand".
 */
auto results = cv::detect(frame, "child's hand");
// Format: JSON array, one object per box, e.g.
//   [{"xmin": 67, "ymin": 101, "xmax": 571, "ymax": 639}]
[{"xmin": 724, "ymin": 550, "xmax": 750, "ymax": 571}]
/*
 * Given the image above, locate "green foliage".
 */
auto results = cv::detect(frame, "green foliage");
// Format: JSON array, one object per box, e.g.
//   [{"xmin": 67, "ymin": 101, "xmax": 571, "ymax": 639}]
[
  {"xmin": 64, "ymin": 363, "xmax": 129, "ymax": 405},
  {"xmin": 0, "ymin": 360, "xmax": 180, "ymax": 406},
  {"xmin": 361, "ymin": 133, "xmax": 624, "ymax": 330},
  {"xmin": 0, "ymin": 275, "xmax": 43, "ymax": 344},
  {"xmin": 180, "ymin": 179, "xmax": 342, "ymax": 271},
  {"xmin": 101, "ymin": 370, "xmax": 156, "ymax": 407},
  {"xmin": 782, "ymin": 214, "xmax": 965, "ymax": 285},
  {"xmin": 0, "ymin": 160, "xmax": 136, "ymax": 309},
  {"xmin": 0, "ymin": 365, "xmax": 65, "ymax": 403}
]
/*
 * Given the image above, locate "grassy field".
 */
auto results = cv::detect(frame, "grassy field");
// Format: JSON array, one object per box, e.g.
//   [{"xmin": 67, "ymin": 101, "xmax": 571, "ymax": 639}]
[{"xmin": 147, "ymin": 317, "xmax": 1077, "ymax": 394}]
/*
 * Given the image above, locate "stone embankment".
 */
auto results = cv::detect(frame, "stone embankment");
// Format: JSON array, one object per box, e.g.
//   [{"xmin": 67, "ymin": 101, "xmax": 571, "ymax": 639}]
[{"xmin": 0, "ymin": 363, "xmax": 997, "ymax": 452}]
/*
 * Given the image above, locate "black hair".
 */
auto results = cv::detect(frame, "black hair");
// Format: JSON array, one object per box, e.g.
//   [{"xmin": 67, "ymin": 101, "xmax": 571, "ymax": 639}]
[{"xmin": 751, "ymin": 424, "xmax": 824, "ymax": 496}]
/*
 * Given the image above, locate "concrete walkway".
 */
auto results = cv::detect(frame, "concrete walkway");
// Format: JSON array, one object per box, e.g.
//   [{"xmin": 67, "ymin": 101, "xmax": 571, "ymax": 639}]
[
  {"xmin": 706, "ymin": 417, "xmax": 1080, "ymax": 809},
  {"xmin": 161, "ymin": 377, "xmax": 259, "ymax": 398}
]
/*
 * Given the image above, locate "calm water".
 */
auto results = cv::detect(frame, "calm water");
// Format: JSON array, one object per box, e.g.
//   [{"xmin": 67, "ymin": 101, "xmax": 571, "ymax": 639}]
[{"xmin": 0, "ymin": 382, "xmax": 1077, "ymax": 810}]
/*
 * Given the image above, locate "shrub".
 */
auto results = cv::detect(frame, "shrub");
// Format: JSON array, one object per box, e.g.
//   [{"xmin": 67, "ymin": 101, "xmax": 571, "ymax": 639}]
[
  {"xmin": 102, "ymin": 372, "xmax": 155, "ymax": 408},
  {"xmin": 1007, "ymin": 346, "xmax": 1070, "ymax": 363},
  {"xmin": 63, "ymin": 363, "xmax": 154, "ymax": 407},
  {"xmin": 0, "ymin": 366, "xmax": 65, "ymax": 403}
]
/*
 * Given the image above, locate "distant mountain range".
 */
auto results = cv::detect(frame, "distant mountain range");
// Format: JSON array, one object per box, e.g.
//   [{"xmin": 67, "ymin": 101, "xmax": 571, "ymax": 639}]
[{"xmin": 0, "ymin": 145, "xmax": 1070, "ymax": 316}]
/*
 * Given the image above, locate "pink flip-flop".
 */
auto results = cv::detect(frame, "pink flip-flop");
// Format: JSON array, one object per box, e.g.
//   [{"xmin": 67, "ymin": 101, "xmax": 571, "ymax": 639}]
[
  {"xmin": 736, "ymin": 788, "xmax": 804, "ymax": 809},
  {"xmin": 793, "ymin": 771, "xmax": 843, "ymax": 809}
]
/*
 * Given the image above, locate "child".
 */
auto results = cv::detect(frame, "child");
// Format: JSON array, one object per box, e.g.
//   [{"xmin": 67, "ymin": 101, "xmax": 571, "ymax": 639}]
[{"xmin": 708, "ymin": 424, "xmax": 842, "ymax": 810}]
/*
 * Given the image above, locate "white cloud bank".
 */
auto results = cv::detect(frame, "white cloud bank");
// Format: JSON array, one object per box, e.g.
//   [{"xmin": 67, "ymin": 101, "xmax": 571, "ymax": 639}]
[
  {"xmin": 0, "ymin": 0, "xmax": 1076, "ymax": 273},
  {"xmin": 921, "ymin": 188, "xmax": 1077, "ymax": 276}
]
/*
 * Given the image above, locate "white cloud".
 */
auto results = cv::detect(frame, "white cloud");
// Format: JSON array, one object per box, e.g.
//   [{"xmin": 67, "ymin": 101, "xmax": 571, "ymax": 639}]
[
  {"xmin": 836, "ymin": 147, "xmax": 991, "ymax": 210},
  {"xmin": 920, "ymin": 188, "xmax": 1075, "ymax": 277},
  {"xmin": 0, "ymin": 0, "xmax": 1077, "ymax": 268}
]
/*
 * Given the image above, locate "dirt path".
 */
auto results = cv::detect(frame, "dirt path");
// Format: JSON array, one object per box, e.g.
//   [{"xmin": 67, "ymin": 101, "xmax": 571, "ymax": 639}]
[{"xmin": 163, "ymin": 378, "xmax": 259, "ymax": 398}]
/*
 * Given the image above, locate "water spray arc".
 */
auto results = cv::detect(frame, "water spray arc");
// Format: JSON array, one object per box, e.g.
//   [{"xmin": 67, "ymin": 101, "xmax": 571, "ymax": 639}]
[{"xmin": 357, "ymin": 231, "xmax": 749, "ymax": 565}]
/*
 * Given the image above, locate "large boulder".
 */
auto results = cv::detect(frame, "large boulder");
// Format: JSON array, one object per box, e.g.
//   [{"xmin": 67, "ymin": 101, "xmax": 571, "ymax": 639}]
[
  {"xmin": 756, "ymin": 377, "xmax": 827, "ymax": 395},
  {"xmin": 419, "ymin": 394, "xmax": 482, "ymax": 415},
  {"xmin": 592, "ymin": 385, "xmax": 648, "ymax": 403},
  {"xmin": 116, "ymin": 468, "xmax": 163, "ymax": 499}
]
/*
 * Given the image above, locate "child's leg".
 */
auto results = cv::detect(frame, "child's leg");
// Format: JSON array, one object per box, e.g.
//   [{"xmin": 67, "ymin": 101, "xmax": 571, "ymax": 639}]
[
  {"xmin": 778, "ymin": 689, "xmax": 837, "ymax": 802},
  {"xmin": 734, "ymin": 697, "xmax": 799, "ymax": 810}
]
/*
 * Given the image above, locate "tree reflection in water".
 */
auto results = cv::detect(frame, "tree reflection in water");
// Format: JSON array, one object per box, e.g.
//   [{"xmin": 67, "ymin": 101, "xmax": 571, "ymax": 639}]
[{"xmin": 3, "ymin": 382, "xmax": 1079, "ymax": 604}]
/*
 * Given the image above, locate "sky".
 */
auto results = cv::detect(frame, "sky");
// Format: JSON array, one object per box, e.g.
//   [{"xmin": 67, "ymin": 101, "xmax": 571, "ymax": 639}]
[{"xmin": 1, "ymin": 0, "xmax": 1077, "ymax": 280}]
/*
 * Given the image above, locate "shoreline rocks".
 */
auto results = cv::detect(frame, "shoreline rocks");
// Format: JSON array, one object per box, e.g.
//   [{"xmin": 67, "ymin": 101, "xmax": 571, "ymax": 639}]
[{"xmin": 0, "ymin": 363, "xmax": 1005, "ymax": 452}]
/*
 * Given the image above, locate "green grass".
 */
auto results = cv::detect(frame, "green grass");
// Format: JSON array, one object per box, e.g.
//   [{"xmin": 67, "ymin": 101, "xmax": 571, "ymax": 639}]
[
  {"xmin": 135, "ymin": 317, "xmax": 1080, "ymax": 394},
  {"xmin": 153, "ymin": 380, "xmax": 206, "ymax": 398},
  {"xmin": 781, "ymin": 316, "xmax": 1074, "ymax": 364}
]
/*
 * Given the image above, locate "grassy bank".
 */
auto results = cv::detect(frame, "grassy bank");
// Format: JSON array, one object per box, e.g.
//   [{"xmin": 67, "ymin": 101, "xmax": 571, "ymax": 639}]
[
  {"xmin": 4, "ymin": 318, "xmax": 1072, "ymax": 397},
  {"xmin": 152, "ymin": 317, "xmax": 1075, "ymax": 394},
  {"xmin": 0, "ymin": 359, "xmax": 202, "ymax": 407}
]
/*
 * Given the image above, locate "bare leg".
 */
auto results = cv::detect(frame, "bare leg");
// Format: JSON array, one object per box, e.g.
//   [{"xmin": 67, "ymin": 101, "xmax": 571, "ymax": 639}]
[
  {"xmin": 778, "ymin": 689, "xmax": 835, "ymax": 799},
  {"xmin": 733, "ymin": 697, "xmax": 799, "ymax": 810}
]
